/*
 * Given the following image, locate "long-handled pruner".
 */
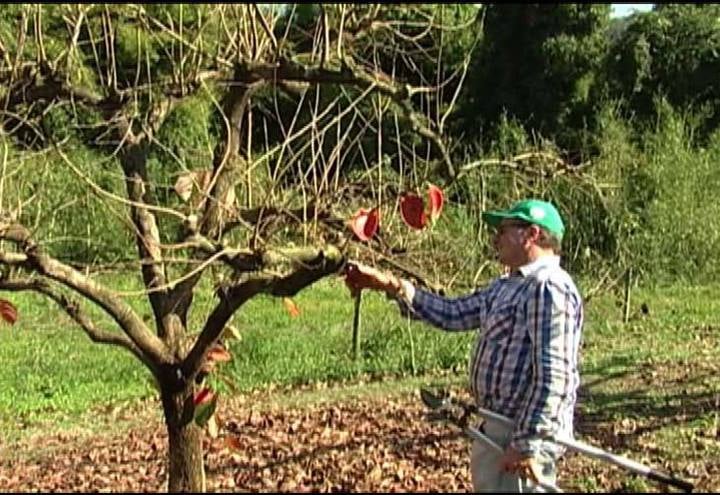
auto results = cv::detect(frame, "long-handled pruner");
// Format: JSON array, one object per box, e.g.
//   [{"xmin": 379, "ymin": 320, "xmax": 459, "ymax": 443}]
[
  {"xmin": 421, "ymin": 388, "xmax": 563, "ymax": 492},
  {"xmin": 420, "ymin": 388, "xmax": 695, "ymax": 493}
]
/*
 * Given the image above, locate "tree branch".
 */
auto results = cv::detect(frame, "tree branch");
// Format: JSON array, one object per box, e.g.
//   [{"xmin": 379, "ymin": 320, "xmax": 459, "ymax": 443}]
[
  {"xmin": 119, "ymin": 144, "xmax": 171, "ymax": 335},
  {"xmin": 180, "ymin": 245, "xmax": 345, "ymax": 382},
  {"xmin": 231, "ymin": 56, "xmax": 456, "ymax": 180},
  {"xmin": 0, "ymin": 277, "xmax": 150, "ymax": 369},
  {"xmin": 199, "ymin": 77, "xmax": 263, "ymax": 240},
  {"xmin": 217, "ymin": 202, "xmax": 326, "ymax": 239},
  {"xmin": 0, "ymin": 219, "xmax": 173, "ymax": 368},
  {"xmin": 166, "ymin": 77, "xmax": 264, "ymax": 318}
]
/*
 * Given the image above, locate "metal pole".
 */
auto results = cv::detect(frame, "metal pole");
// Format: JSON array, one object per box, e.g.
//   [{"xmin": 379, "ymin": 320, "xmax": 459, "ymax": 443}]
[{"xmin": 623, "ymin": 267, "xmax": 632, "ymax": 323}]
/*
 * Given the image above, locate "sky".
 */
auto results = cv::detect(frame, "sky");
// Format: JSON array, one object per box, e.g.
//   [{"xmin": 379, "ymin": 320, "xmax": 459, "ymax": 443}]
[{"xmin": 610, "ymin": 3, "xmax": 654, "ymax": 18}]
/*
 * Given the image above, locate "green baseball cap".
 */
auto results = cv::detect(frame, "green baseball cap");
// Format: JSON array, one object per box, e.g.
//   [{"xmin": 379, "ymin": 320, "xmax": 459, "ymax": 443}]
[{"xmin": 482, "ymin": 199, "xmax": 565, "ymax": 239}]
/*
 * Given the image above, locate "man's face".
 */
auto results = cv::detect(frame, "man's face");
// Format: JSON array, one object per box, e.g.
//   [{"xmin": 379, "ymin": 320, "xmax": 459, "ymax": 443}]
[{"xmin": 492, "ymin": 219, "xmax": 536, "ymax": 268}]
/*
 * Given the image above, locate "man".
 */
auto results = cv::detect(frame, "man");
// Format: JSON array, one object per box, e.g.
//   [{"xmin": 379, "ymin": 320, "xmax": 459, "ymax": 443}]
[{"xmin": 344, "ymin": 199, "xmax": 584, "ymax": 492}]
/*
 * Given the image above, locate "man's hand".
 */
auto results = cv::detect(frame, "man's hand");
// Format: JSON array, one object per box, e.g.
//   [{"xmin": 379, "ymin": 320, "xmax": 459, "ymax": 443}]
[
  {"xmin": 499, "ymin": 446, "xmax": 543, "ymax": 485},
  {"xmin": 344, "ymin": 262, "xmax": 401, "ymax": 297}
]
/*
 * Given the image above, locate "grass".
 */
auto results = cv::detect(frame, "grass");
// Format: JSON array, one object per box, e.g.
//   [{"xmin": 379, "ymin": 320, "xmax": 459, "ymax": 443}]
[
  {"xmin": 0, "ymin": 293, "xmax": 150, "ymax": 420},
  {"xmin": 0, "ymin": 274, "xmax": 474, "ymax": 433},
  {"xmin": 1, "ymin": 272, "xmax": 719, "ymax": 470}
]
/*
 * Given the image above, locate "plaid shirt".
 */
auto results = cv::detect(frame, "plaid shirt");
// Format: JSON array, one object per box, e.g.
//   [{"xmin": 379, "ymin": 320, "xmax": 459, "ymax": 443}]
[{"xmin": 400, "ymin": 255, "xmax": 583, "ymax": 454}]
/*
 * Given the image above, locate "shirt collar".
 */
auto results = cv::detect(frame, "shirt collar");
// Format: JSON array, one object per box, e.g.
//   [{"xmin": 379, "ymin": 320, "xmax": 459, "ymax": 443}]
[{"xmin": 517, "ymin": 254, "xmax": 561, "ymax": 277}]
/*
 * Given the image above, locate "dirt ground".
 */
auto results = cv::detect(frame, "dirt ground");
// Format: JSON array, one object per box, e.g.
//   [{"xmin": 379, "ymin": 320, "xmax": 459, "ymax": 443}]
[{"xmin": 0, "ymin": 383, "xmax": 715, "ymax": 493}]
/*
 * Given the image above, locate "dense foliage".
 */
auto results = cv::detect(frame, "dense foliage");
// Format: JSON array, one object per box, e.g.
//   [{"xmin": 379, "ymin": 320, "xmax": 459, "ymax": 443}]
[
  {"xmin": 603, "ymin": 4, "xmax": 720, "ymax": 140},
  {"xmin": 454, "ymin": 4, "xmax": 611, "ymax": 152},
  {"xmin": 1, "ymin": 3, "xmax": 719, "ymax": 282}
]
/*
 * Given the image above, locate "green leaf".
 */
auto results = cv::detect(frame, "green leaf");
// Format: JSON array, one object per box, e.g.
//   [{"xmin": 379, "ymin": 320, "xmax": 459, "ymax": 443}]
[
  {"xmin": 222, "ymin": 324, "xmax": 242, "ymax": 342},
  {"xmin": 194, "ymin": 393, "xmax": 218, "ymax": 427}
]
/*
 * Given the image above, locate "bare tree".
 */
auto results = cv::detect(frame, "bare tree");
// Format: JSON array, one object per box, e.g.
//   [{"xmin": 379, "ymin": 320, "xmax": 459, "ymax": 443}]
[{"xmin": 0, "ymin": 4, "xmax": 478, "ymax": 491}]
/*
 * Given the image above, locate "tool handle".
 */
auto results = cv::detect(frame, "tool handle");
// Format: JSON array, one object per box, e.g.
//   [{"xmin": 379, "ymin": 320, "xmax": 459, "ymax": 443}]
[
  {"xmin": 645, "ymin": 471, "xmax": 694, "ymax": 493},
  {"xmin": 553, "ymin": 437, "xmax": 694, "ymax": 493},
  {"xmin": 469, "ymin": 402, "xmax": 694, "ymax": 492}
]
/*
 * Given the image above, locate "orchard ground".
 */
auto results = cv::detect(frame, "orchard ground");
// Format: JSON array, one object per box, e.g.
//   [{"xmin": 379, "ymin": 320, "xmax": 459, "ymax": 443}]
[{"xmin": 1, "ymin": 278, "xmax": 718, "ymax": 492}]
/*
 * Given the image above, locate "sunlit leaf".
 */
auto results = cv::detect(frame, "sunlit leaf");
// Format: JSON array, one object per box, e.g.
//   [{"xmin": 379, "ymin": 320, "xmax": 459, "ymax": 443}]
[
  {"xmin": 173, "ymin": 173, "xmax": 195, "ymax": 202},
  {"xmin": 173, "ymin": 169, "xmax": 216, "ymax": 207},
  {"xmin": 427, "ymin": 184, "xmax": 444, "ymax": 222},
  {"xmin": 207, "ymin": 345, "xmax": 232, "ymax": 363},
  {"xmin": 207, "ymin": 414, "xmax": 219, "ymax": 438},
  {"xmin": 349, "ymin": 207, "xmax": 380, "ymax": 241},
  {"xmin": 364, "ymin": 207, "xmax": 380, "ymax": 239},
  {"xmin": 283, "ymin": 297, "xmax": 301, "ymax": 318},
  {"xmin": 222, "ymin": 324, "xmax": 242, "ymax": 341}
]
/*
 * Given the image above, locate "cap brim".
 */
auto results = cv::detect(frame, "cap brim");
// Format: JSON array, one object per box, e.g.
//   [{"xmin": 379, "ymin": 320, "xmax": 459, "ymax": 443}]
[{"xmin": 481, "ymin": 210, "xmax": 515, "ymax": 227}]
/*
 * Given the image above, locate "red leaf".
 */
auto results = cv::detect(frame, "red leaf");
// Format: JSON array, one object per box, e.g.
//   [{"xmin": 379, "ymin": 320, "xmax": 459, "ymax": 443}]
[
  {"xmin": 427, "ymin": 184, "xmax": 444, "ymax": 222},
  {"xmin": 194, "ymin": 387, "xmax": 213, "ymax": 406},
  {"xmin": 349, "ymin": 207, "xmax": 380, "ymax": 241},
  {"xmin": 0, "ymin": 299, "xmax": 18, "ymax": 325},
  {"xmin": 224, "ymin": 435, "xmax": 243, "ymax": 451},
  {"xmin": 282, "ymin": 297, "xmax": 301, "ymax": 318},
  {"xmin": 399, "ymin": 193, "xmax": 427, "ymax": 230},
  {"xmin": 207, "ymin": 345, "xmax": 232, "ymax": 364}
]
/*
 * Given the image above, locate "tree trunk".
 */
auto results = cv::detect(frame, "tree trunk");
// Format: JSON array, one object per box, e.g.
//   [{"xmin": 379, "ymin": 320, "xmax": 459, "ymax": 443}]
[{"xmin": 161, "ymin": 387, "xmax": 206, "ymax": 492}]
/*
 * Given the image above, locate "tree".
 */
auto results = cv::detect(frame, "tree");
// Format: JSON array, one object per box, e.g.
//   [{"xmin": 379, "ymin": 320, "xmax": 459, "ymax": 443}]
[
  {"xmin": 0, "ymin": 4, "xmax": 472, "ymax": 491},
  {"xmin": 602, "ymin": 4, "xmax": 720, "ymax": 140},
  {"xmin": 262, "ymin": 4, "xmax": 480, "ymax": 184},
  {"xmin": 454, "ymin": 4, "xmax": 611, "ymax": 152}
]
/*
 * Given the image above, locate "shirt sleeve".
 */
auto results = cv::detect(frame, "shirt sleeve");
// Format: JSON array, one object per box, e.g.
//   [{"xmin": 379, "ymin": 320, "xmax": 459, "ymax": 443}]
[
  {"xmin": 511, "ymin": 278, "xmax": 581, "ymax": 454},
  {"xmin": 394, "ymin": 279, "xmax": 496, "ymax": 332}
]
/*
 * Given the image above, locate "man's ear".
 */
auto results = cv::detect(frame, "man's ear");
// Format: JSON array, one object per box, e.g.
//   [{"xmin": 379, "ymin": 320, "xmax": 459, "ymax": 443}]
[{"xmin": 526, "ymin": 224, "xmax": 542, "ymax": 243}]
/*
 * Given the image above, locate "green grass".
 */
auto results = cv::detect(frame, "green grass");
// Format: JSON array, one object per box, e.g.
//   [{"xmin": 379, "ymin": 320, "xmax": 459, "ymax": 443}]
[
  {"xmin": 0, "ymin": 275, "xmax": 474, "ymax": 427},
  {"xmin": 197, "ymin": 280, "xmax": 476, "ymax": 406},
  {"xmin": 221, "ymin": 278, "xmax": 473, "ymax": 389},
  {"xmin": 0, "ymin": 294, "xmax": 151, "ymax": 421},
  {"xmin": 580, "ymin": 281, "xmax": 720, "ymax": 384},
  {"xmin": 570, "ymin": 281, "xmax": 720, "ymax": 487},
  {"xmin": 1, "ymin": 273, "xmax": 719, "ymax": 458}
]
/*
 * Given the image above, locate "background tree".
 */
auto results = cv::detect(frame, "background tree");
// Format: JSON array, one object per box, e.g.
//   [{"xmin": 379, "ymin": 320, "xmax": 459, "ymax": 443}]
[
  {"xmin": 454, "ymin": 4, "xmax": 611, "ymax": 154},
  {"xmin": 601, "ymin": 4, "xmax": 720, "ymax": 141}
]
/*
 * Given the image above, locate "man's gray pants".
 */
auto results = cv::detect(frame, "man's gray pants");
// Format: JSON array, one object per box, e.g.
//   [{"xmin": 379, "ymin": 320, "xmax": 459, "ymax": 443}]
[{"xmin": 470, "ymin": 418, "xmax": 558, "ymax": 493}]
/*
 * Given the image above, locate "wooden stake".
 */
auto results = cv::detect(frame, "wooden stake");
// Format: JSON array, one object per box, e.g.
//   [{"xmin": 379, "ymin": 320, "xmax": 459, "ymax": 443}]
[
  {"xmin": 352, "ymin": 291, "xmax": 362, "ymax": 360},
  {"xmin": 623, "ymin": 267, "xmax": 632, "ymax": 323}
]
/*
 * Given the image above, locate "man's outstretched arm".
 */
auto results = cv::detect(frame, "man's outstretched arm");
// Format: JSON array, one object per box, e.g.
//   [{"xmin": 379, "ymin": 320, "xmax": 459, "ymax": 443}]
[{"xmin": 344, "ymin": 261, "xmax": 494, "ymax": 332}]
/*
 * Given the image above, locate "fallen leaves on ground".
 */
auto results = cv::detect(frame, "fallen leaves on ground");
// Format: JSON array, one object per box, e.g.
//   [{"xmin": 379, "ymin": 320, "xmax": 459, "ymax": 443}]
[
  {"xmin": 0, "ymin": 395, "xmax": 469, "ymax": 493},
  {"xmin": 0, "ymin": 388, "xmax": 716, "ymax": 492}
]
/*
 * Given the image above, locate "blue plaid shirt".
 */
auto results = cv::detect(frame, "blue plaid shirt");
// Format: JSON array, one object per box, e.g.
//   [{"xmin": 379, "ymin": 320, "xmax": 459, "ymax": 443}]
[{"xmin": 400, "ymin": 255, "xmax": 583, "ymax": 454}]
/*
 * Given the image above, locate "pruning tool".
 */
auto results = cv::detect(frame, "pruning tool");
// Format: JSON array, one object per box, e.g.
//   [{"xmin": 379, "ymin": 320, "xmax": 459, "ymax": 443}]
[
  {"xmin": 421, "ymin": 388, "xmax": 562, "ymax": 492},
  {"xmin": 420, "ymin": 388, "xmax": 694, "ymax": 493}
]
